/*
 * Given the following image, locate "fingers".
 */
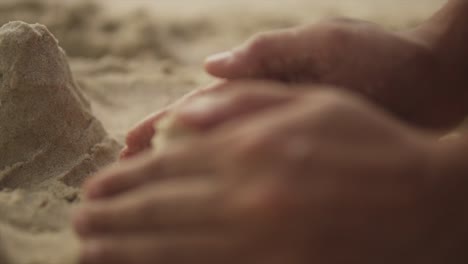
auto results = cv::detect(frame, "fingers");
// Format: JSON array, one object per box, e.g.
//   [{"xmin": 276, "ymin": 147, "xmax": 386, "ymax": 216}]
[
  {"xmin": 98, "ymin": 82, "xmax": 326, "ymax": 202},
  {"xmin": 121, "ymin": 110, "xmax": 168, "ymax": 160},
  {"xmin": 75, "ymin": 178, "xmax": 224, "ymax": 237},
  {"xmin": 204, "ymin": 27, "xmax": 315, "ymax": 82},
  {"xmin": 174, "ymin": 81, "xmax": 299, "ymax": 130},
  {"xmin": 85, "ymin": 144, "xmax": 212, "ymax": 200},
  {"xmin": 80, "ymin": 235, "xmax": 235, "ymax": 264},
  {"xmin": 121, "ymin": 81, "xmax": 233, "ymax": 160},
  {"xmin": 122, "ymin": 80, "xmax": 296, "ymax": 160}
]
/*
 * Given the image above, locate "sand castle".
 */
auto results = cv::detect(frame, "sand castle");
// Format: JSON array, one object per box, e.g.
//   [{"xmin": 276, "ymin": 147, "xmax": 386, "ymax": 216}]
[{"xmin": 0, "ymin": 21, "xmax": 120, "ymax": 264}]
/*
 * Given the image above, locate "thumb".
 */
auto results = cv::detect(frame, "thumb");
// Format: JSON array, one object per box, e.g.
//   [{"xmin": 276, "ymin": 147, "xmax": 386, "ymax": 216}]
[{"xmin": 205, "ymin": 28, "xmax": 310, "ymax": 81}]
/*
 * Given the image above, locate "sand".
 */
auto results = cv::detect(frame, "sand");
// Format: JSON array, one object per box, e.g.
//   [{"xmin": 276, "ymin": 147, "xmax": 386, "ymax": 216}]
[
  {"xmin": 0, "ymin": 0, "xmax": 455, "ymax": 263},
  {"xmin": 0, "ymin": 21, "xmax": 120, "ymax": 264}
]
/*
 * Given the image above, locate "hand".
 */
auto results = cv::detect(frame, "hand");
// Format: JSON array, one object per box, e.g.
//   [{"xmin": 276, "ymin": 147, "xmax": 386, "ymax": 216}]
[
  {"xmin": 204, "ymin": 18, "xmax": 467, "ymax": 130},
  {"xmin": 121, "ymin": 80, "xmax": 302, "ymax": 159},
  {"xmin": 120, "ymin": 81, "xmax": 231, "ymax": 159},
  {"xmin": 123, "ymin": 18, "xmax": 468, "ymax": 159},
  {"xmin": 74, "ymin": 82, "xmax": 466, "ymax": 264}
]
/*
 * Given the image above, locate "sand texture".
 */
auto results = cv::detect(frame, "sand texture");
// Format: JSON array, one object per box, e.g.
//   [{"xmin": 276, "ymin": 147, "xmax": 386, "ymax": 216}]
[
  {"xmin": 0, "ymin": 21, "xmax": 120, "ymax": 264},
  {"xmin": 0, "ymin": 0, "xmax": 456, "ymax": 263}
]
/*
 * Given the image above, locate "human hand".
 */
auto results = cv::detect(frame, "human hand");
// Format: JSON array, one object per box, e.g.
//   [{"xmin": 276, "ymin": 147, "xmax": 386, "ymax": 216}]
[
  {"xmin": 121, "ymin": 80, "xmax": 298, "ymax": 159},
  {"xmin": 123, "ymin": 18, "xmax": 468, "ymax": 159},
  {"xmin": 74, "ymin": 82, "xmax": 467, "ymax": 264},
  {"xmin": 120, "ymin": 81, "xmax": 231, "ymax": 159},
  {"xmin": 205, "ymin": 18, "xmax": 467, "ymax": 130}
]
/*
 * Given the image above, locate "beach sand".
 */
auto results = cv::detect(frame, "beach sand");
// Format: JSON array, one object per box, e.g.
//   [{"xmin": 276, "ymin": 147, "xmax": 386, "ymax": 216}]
[{"xmin": 0, "ymin": 0, "xmax": 450, "ymax": 263}]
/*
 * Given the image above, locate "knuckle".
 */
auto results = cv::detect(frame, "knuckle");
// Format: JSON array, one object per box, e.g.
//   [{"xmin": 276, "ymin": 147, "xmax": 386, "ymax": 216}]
[{"xmin": 246, "ymin": 32, "xmax": 273, "ymax": 55}]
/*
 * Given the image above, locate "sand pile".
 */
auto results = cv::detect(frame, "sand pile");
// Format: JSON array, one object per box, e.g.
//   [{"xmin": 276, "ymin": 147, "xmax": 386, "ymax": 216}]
[{"xmin": 0, "ymin": 21, "xmax": 120, "ymax": 264}]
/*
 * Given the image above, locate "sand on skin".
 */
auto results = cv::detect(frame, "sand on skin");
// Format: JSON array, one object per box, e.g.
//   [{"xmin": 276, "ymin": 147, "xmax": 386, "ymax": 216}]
[{"xmin": 0, "ymin": 0, "xmax": 462, "ymax": 263}]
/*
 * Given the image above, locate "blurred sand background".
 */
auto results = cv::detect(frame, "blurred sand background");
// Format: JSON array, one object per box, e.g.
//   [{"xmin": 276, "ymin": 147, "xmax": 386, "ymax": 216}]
[
  {"xmin": 0, "ymin": 0, "xmax": 446, "ymax": 143},
  {"xmin": 0, "ymin": 0, "xmax": 450, "ymax": 263}
]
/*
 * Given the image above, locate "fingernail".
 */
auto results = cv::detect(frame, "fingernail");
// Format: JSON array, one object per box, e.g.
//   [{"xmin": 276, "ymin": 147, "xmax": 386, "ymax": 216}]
[{"xmin": 205, "ymin": 51, "xmax": 233, "ymax": 64}]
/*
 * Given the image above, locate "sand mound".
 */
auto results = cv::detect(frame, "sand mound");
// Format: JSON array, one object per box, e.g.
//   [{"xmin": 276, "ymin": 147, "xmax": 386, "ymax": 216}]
[{"xmin": 0, "ymin": 21, "xmax": 120, "ymax": 264}]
